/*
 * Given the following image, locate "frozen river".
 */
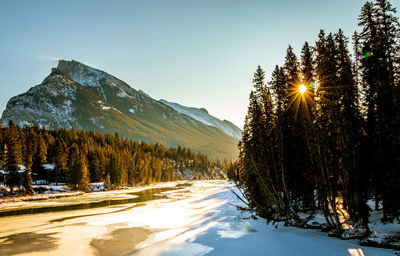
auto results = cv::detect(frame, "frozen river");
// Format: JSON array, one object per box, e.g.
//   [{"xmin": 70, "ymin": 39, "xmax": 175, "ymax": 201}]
[{"xmin": 0, "ymin": 181, "xmax": 395, "ymax": 256}]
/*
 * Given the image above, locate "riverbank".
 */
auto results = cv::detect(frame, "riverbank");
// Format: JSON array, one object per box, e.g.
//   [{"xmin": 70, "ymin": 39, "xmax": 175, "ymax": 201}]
[
  {"xmin": 0, "ymin": 181, "xmax": 396, "ymax": 256},
  {"xmin": 0, "ymin": 181, "xmax": 195, "ymax": 204},
  {"xmin": 0, "ymin": 181, "xmax": 191, "ymax": 215},
  {"xmin": 233, "ymin": 190, "xmax": 400, "ymax": 251}
]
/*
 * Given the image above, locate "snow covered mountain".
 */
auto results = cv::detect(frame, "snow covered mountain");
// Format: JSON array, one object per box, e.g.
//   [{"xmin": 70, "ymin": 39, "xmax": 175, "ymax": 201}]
[
  {"xmin": 1, "ymin": 60, "xmax": 240, "ymax": 159},
  {"xmin": 160, "ymin": 100, "xmax": 241, "ymax": 140}
]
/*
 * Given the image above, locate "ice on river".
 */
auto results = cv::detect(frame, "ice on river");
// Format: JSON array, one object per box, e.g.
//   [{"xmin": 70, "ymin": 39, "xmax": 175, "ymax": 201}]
[{"xmin": 0, "ymin": 181, "xmax": 396, "ymax": 256}]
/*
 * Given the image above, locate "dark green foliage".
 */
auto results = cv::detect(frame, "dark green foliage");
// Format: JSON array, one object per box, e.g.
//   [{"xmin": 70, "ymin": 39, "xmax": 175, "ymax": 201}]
[
  {"xmin": 357, "ymin": 0, "xmax": 400, "ymax": 221},
  {"xmin": 4, "ymin": 121, "xmax": 22, "ymax": 193},
  {"xmin": 231, "ymin": 0, "xmax": 400, "ymax": 234},
  {"xmin": 0, "ymin": 121, "xmax": 230, "ymax": 193},
  {"xmin": 2, "ymin": 61, "xmax": 239, "ymax": 161},
  {"xmin": 54, "ymin": 137, "xmax": 68, "ymax": 184},
  {"xmin": 22, "ymin": 129, "xmax": 34, "ymax": 195},
  {"xmin": 22, "ymin": 170, "xmax": 33, "ymax": 195},
  {"xmin": 32, "ymin": 135, "xmax": 47, "ymax": 180},
  {"xmin": 76, "ymin": 152, "xmax": 90, "ymax": 191},
  {"xmin": 105, "ymin": 173, "xmax": 111, "ymax": 190}
]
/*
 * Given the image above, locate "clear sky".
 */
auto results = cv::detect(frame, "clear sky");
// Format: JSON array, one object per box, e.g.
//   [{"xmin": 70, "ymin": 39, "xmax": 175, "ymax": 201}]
[{"xmin": 1, "ymin": 0, "xmax": 398, "ymax": 128}]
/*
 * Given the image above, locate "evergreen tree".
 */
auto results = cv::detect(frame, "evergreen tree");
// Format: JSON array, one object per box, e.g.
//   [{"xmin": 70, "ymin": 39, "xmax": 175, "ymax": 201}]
[
  {"xmin": 300, "ymin": 41, "xmax": 316, "ymax": 117},
  {"xmin": 67, "ymin": 143, "xmax": 80, "ymax": 188},
  {"xmin": 32, "ymin": 135, "xmax": 47, "ymax": 181},
  {"xmin": 105, "ymin": 173, "xmax": 111, "ymax": 190},
  {"xmin": 358, "ymin": 0, "xmax": 400, "ymax": 220},
  {"xmin": 22, "ymin": 130, "xmax": 34, "ymax": 195},
  {"xmin": 253, "ymin": 65, "xmax": 266, "ymax": 97},
  {"xmin": 54, "ymin": 137, "xmax": 68, "ymax": 184},
  {"xmin": 335, "ymin": 29, "xmax": 369, "ymax": 229},
  {"xmin": 231, "ymin": 0, "xmax": 400, "ymax": 235},
  {"xmin": 4, "ymin": 121, "xmax": 22, "ymax": 193},
  {"xmin": 0, "ymin": 119, "xmax": 221, "ymax": 194},
  {"xmin": 76, "ymin": 152, "xmax": 90, "ymax": 191}
]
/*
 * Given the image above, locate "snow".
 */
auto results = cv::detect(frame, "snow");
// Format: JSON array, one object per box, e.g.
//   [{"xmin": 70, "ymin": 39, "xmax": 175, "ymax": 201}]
[
  {"xmin": 360, "ymin": 202, "xmax": 400, "ymax": 248},
  {"xmin": 0, "ymin": 165, "xmax": 26, "ymax": 174},
  {"xmin": 160, "ymin": 99, "xmax": 242, "ymax": 140},
  {"xmin": 130, "ymin": 182, "xmax": 396, "ymax": 256},
  {"xmin": 58, "ymin": 60, "xmax": 105, "ymax": 88},
  {"xmin": 0, "ymin": 180, "xmax": 397, "ymax": 256},
  {"xmin": 117, "ymin": 89, "xmax": 133, "ymax": 98},
  {"xmin": 129, "ymin": 108, "xmax": 136, "ymax": 114},
  {"xmin": 1, "ymin": 72, "xmax": 78, "ymax": 130},
  {"xmin": 89, "ymin": 182, "xmax": 105, "ymax": 192},
  {"xmin": 34, "ymin": 185, "xmax": 70, "ymax": 194},
  {"xmin": 18, "ymin": 120, "xmax": 32, "ymax": 127},
  {"xmin": 33, "ymin": 180, "xmax": 47, "ymax": 185},
  {"xmin": 42, "ymin": 164, "xmax": 55, "ymax": 171},
  {"xmin": 0, "ymin": 181, "xmax": 396, "ymax": 255},
  {"xmin": 139, "ymin": 89, "xmax": 153, "ymax": 99},
  {"xmin": 97, "ymin": 100, "xmax": 121, "ymax": 113},
  {"xmin": 57, "ymin": 60, "xmax": 142, "ymax": 102}
]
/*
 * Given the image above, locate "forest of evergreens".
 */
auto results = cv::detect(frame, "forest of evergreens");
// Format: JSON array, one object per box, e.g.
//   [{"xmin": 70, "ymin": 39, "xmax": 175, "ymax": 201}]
[
  {"xmin": 229, "ymin": 0, "xmax": 400, "ymax": 236},
  {"xmin": 0, "ymin": 121, "xmax": 228, "ymax": 194}
]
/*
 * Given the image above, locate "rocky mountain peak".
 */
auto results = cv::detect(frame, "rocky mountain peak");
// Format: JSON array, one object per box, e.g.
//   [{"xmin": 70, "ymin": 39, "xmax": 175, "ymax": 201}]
[
  {"xmin": 56, "ymin": 60, "xmax": 105, "ymax": 88},
  {"xmin": 1, "ymin": 60, "xmax": 241, "ymax": 159}
]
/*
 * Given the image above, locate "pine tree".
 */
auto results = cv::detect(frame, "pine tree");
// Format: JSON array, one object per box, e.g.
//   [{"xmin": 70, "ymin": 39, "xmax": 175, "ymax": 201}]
[
  {"xmin": 284, "ymin": 45, "xmax": 301, "ymax": 114},
  {"xmin": 67, "ymin": 143, "xmax": 80, "ymax": 188},
  {"xmin": 105, "ymin": 173, "xmax": 111, "ymax": 190},
  {"xmin": 32, "ymin": 135, "xmax": 47, "ymax": 181},
  {"xmin": 0, "ymin": 144, "xmax": 7, "ymax": 170},
  {"xmin": 334, "ymin": 29, "xmax": 370, "ymax": 229},
  {"xmin": 301, "ymin": 42, "xmax": 314, "ymax": 86},
  {"xmin": 314, "ymin": 31, "xmax": 344, "ymax": 232},
  {"xmin": 4, "ymin": 121, "xmax": 22, "ymax": 193},
  {"xmin": 22, "ymin": 130, "xmax": 34, "ymax": 195},
  {"xmin": 76, "ymin": 152, "xmax": 90, "ymax": 191},
  {"xmin": 358, "ymin": 0, "xmax": 400, "ymax": 220},
  {"xmin": 109, "ymin": 153, "xmax": 123, "ymax": 188},
  {"xmin": 300, "ymin": 41, "xmax": 316, "ymax": 118},
  {"xmin": 54, "ymin": 137, "xmax": 68, "ymax": 184},
  {"xmin": 253, "ymin": 65, "xmax": 266, "ymax": 97}
]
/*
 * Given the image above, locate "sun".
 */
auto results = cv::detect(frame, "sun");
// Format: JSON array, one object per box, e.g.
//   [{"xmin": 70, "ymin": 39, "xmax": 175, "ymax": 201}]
[{"xmin": 299, "ymin": 84, "xmax": 307, "ymax": 95}]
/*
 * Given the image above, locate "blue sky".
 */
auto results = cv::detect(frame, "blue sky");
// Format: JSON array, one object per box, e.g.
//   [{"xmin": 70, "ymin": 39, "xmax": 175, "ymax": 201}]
[{"xmin": 1, "ymin": 0, "xmax": 398, "ymax": 128}]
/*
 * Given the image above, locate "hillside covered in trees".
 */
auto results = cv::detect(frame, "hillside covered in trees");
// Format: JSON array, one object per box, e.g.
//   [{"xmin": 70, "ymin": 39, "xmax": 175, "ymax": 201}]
[
  {"xmin": 230, "ymin": 0, "xmax": 400, "ymax": 239},
  {"xmin": 0, "ymin": 121, "xmax": 229, "ymax": 195}
]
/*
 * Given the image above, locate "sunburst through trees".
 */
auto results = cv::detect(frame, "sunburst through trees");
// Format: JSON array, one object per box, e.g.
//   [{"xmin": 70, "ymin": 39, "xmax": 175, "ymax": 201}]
[{"xmin": 230, "ymin": 0, "xmax": 400, "ymax": 237}]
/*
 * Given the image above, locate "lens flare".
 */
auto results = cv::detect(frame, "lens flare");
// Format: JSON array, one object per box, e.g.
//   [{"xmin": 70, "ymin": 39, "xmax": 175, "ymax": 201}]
[{"xmin": 299, "ymin": 84, "xmax": 307, "ymax": 95}]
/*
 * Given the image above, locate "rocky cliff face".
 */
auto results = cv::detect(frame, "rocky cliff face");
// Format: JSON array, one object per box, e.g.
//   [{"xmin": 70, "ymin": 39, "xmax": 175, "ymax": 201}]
[{"xmin": 1, "ymin": 60, "xmax": 240, "ymax": 160}]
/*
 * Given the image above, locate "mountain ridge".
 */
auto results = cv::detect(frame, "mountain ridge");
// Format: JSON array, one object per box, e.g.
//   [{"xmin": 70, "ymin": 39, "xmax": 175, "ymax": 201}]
[
  {"xmin": 159, "ymin": 99, "xmax": 242, "ymax": 140},
  {"xmin": 1, "ymin": 60, "xmax": 240, "ymax": 160}
]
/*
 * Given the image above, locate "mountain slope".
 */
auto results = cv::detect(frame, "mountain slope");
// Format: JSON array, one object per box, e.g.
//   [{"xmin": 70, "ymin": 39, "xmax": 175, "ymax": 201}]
[
  {"xmin": 160, "ymin": 99, "xmax": 242, "ymax": 140},
  {"xmin": 1, "ymin": 60, "xmax": 239, "ymax": 160}
]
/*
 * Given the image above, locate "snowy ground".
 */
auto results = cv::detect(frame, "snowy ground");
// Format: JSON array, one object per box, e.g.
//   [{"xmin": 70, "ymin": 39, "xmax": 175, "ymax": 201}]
[{"xmin": 0, "ymin": 181, "xmax": 397, "ymax": 256}]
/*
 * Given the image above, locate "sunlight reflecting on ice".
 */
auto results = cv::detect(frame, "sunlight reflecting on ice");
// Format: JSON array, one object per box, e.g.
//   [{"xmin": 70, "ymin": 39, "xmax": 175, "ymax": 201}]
[
  {"xmin": 348, "ymin": 248, "xmax": 365, "ymax": 256},
  {"xmin": 1, "ymin": 181, "xmax": 393, "ymax": 256}
]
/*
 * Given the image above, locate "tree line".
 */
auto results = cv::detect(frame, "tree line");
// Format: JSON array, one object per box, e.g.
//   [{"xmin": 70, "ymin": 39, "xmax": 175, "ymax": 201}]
[
  {"xmin": 229, "ymin": 0, "xmax": 400, "ymax": 236},
  {"xmin": 0, "ymin": 121, "xmax": 228, "ymax": 194}
]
